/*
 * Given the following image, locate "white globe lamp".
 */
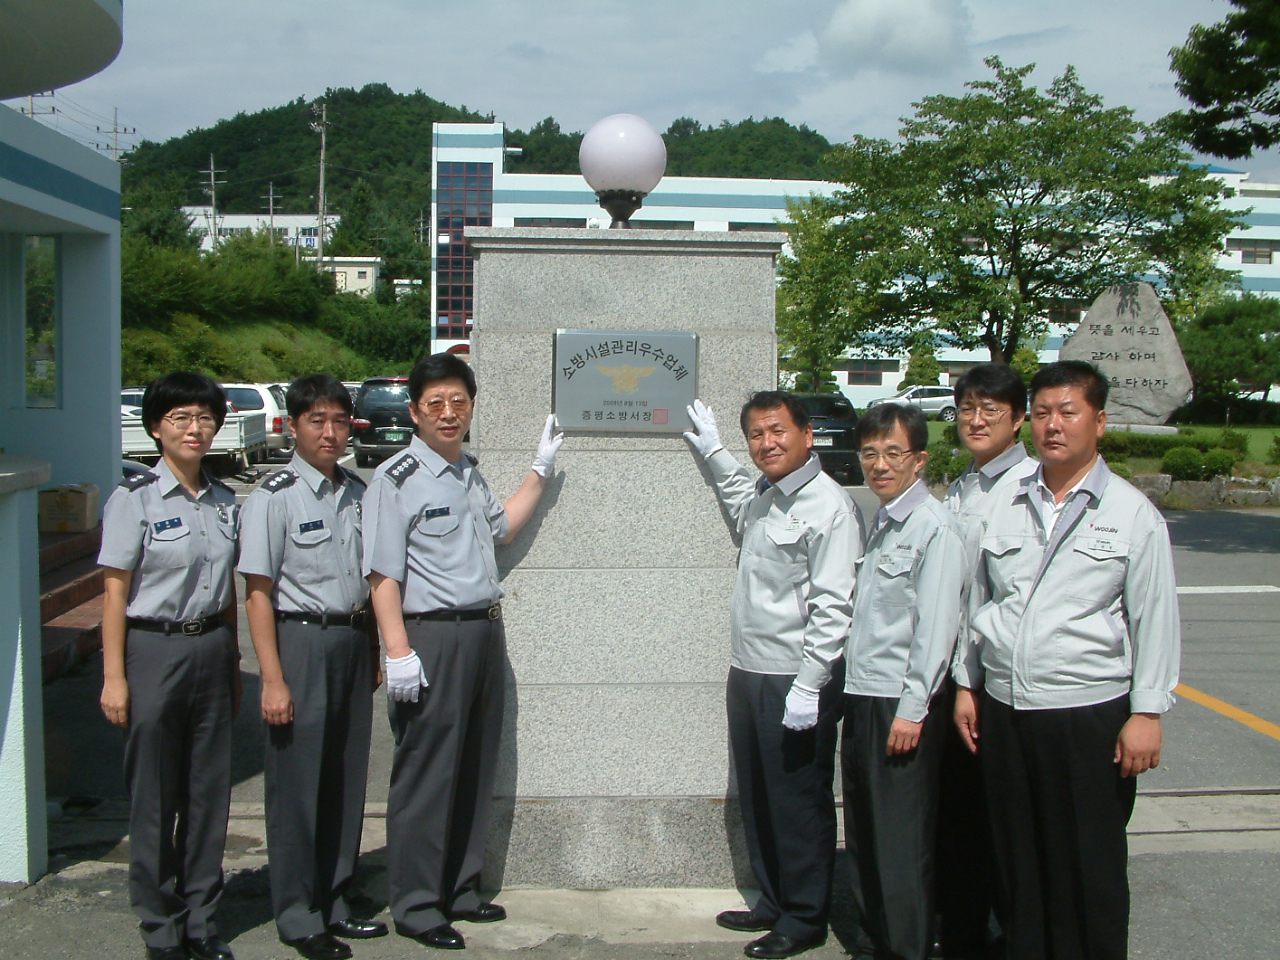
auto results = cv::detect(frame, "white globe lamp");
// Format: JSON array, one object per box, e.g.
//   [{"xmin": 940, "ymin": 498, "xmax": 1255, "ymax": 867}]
[{"xmin": 579, "ymin": 114, "xmax": 667, "ymax": 228}]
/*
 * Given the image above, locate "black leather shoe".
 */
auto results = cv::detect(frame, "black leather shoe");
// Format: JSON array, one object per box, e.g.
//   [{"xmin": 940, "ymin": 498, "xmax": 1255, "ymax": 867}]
[
  {"xmin": 744, "ymin": 930, "xmax": 826, "ymax": 959},
  {"xmin": 328, "ymin": 918, "xmax": 389, "ymax": 939},
  {"xmin": 451, "ymin": 902, "xmax": 506, "ymax": 923},
  {"xmin": 717, "ymin": 910, "xmax": 774, "ymax": 933},
  {"xmin": 396, "ymin": 922, "xmax": 466, "ymax": 950},
  {"xmin": 186, "ymin": 937, "xmax": 236, "ymax": 960},
  {"xmin": 146, "ymin": 948, "xmax": 188, "ymax": 960},
  {"xmin": 283, "ymin": 932, "xmax": 352, "ymax": 960}
]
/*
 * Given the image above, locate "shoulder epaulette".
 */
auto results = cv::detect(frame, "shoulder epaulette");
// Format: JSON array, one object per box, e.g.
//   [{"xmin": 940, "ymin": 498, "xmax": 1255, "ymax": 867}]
[
  {"xmin": 340, "ymin": 465, "xmax": 367, "ymax": 487},
  {"xmin": 465, "ymin": 453, "xmax": 479, "ymax": 466},
  {"xmin": 118, "ymin": 470, "xmax": 158, "ymax": 491},
  {"xmin": 386, "ymin": 453, "xmax": 420, "ymax": 488},
  {"xmin": 263, "ymin": 469, "xmax": 298, "ymax": 493}
]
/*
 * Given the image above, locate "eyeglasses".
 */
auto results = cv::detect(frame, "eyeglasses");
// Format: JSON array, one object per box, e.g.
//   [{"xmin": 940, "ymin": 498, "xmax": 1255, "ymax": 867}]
[
  {"xmin": 859, "ymin": 447, "xmax": 918, "ymax": 466},
  {"xmin": 163, "ymin": 412, "xmax": 218, "ymax": 431},
  {"xmin": 958, "ymin": 403, "xmax": 1009, "ymax": 421},
  {"xmin": 418, "ymin": 396, "xmax": 472, "ymax": 418}
]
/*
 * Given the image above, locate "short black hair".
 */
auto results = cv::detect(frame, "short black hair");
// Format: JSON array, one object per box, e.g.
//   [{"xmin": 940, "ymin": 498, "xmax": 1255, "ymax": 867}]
[
  {"xmin": 141, "ymin": 372, "xmax": 227, "ymax": 451},
  {"xmin": 1029, "ymin": 360, "xmax": 1109, "ymax": 413},
  {"xmin": 286, "ymin": 374, "xmax": 354, "ymax": 419},
  {"xmin": 739, "ymin": 390, "xmax": 811, "ymax": 435},
  {"xmin": 857, "ymin": 402, "xmax": 928, "ymax": 453},
  {"xmin": 953, "ymin": 363, "xmax": 1028, "ymax": 419},
  {"xmin": 409, "ymin": 352, "xmax": 476, "ymax": 404}
]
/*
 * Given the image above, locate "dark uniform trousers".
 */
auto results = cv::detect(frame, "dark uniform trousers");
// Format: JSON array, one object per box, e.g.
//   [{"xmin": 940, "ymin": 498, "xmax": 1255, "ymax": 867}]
[
  {"xmin": 265, "ymin": 620, "xmax": 374, "ymax": 940},
  {"xmin": 387, "ymin": 617, "xmax": 506, "ymax": 935},
  {"xmin": 841, "ymin": 693, "xmax": 946, "ymax": 960},
  {"xmin": 726, "ymin": 660, "xmax": 845, "ymax": 943},
  {"xmin": 934, "ymin": 677, "xmax": 1000, "ymax": 958},
  {"xmin": 124, "ymin": 623, "xmax": 237, "ymax": 949},
  {"xmin": 980, "ymin": 693, "xmax": 1136, "ymax": 960}
]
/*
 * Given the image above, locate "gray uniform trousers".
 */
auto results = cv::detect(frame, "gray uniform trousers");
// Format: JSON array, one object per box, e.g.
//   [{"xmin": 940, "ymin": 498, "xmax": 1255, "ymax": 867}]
[
  {"xmin": 841, "ymin": 693, "xmax": 947, "ymax": 960},
  {"xmin": 387, "ymin": 616, "xmax": 505, "ymax": 935},
  {"xmin": 124, "ymin": 623, "xmax": 237, "ymax": 949},
  {"xmin": 265, "ymin": 619, "xmax": 374, "ymax": 940}
]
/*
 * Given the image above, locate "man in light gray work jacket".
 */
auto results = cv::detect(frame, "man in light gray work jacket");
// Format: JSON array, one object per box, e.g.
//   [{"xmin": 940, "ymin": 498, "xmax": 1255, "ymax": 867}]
[
  {"xmin": 953, "ymin": 360, "xmax": 1180, "ymax": 960},
  {"xmin": 937, "ymin": 363, "xmax": 1037, "ymax": 960},
  {"xmin": 843, "ymin": 401, "xmax": 966, "ymax": 960},
  {"xmin": 685, "ymin": 391, "xmax": 863, "ymax": 960},
  {"xmin": 239, "ymin": 375, "xmax": 385, "ymax": 960},
  {"xmin": 363, "ymin": 352, "xmax": 563, "ymax": 952}
]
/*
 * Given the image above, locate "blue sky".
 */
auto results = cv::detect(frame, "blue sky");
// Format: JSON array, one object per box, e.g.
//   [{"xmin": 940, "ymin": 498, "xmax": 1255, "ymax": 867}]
[{"xmin": 12, "ymin": 0, "xmax": 1276, "ymax": 181}]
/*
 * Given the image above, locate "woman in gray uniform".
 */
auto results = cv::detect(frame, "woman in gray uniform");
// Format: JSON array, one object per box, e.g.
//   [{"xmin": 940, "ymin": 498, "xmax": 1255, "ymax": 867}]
[{"xmin": 98, "ymin": 372, "xmax": 242, "ymax": 960}]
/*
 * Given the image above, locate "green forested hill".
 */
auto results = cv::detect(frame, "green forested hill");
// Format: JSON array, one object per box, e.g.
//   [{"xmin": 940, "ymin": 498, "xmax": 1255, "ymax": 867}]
[{"xmin": 121, "ymin": 83, "xmax": 836, "ymax": 216}]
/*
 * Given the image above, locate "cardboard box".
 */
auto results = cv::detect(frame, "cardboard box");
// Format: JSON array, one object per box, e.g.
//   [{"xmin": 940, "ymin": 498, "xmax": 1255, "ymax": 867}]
[{"xmin": 38, "ymin": 484, "xmax": 100, "ymax": 533}]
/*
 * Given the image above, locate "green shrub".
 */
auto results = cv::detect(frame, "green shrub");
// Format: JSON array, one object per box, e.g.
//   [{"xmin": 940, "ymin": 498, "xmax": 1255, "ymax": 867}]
[
  {"xmin": 1161, "ymin": 446, "xmax": 1205, "ymax": 481},
  {"xmin": 924, "ymin": 442, "xmax": 969, "ymax": 485},
  {"xmin": 1269, "ymin": 435, "xmax": 1280, "ymax": 466},
  {"xmin": 1099, "ymin": 430, "xmax": 1215, "ymax": 459},
  {"xmin": 1108, "ymin": 462, "xmax": 1133, "ymax": 481},
  {"xmin": 1218, "ymin": 427, "xmax": 1249, "ymax": 457},
  {"xmin": 1202, "ymin": 447, "xmax": 1237, "ymax": 478},
  {"xmin": 940, "ymin": 423, "xmax": 959, "ymax": 445}
]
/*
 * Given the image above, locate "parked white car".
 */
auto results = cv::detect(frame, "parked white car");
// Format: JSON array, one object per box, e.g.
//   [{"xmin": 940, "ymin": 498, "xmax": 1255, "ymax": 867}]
[
  {"xmin": 865, "ymin": 384, "xmax": 958, "ymax": 421},
  {"xmin": 221, "ymin": 382, "xmax": 293, "ymax": 457}
]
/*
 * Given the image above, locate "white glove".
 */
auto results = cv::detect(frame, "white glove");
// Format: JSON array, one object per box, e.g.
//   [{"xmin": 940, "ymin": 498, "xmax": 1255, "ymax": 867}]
[
  {"xmin": 683, "ymin": 399, "xmax": 723, "ymax": 459},
  {"xmin": 782, "ymin": 682, "xmax": 821, "ymax": 731},
  {"xmin": 531, "ymin": 414, "xmax": 564, "ymax": 478},
  {"xmin": 386, "ymin": 651, "xmax": 428, "ymax": 702}
]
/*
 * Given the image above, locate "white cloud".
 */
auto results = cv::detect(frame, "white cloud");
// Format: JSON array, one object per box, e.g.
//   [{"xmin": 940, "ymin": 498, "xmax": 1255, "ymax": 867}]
[
  {"xmin": 756, "ymin": 33, "xmax": 820, "ymax": 75},
  {"xmin": 818, "ymin": 0, "xmax": 972, "ymax": 76}
]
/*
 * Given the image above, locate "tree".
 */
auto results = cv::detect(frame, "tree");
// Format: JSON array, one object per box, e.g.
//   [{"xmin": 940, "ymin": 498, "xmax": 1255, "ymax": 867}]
[
  {"xmin": 122, "ymin": 178, "xmax": 198, "ymax": 250},
  {"xmin": 1178, "ymin": 295, "xmax": 1280, "ymax": 402},
  {"xmin": 792, "ymin": 57, "xmax": 1242, "ymax": 363},
  {"xmin": 899, "ymin": 337, "xmax": 941, "ymax": 387},
  {"xmin": 326, "ymin": 177, "xmax": 377, "ymax": 255},
  {"xmin": 1169, "ymin": 0, "xmax": 1280, "ymax": 158}
]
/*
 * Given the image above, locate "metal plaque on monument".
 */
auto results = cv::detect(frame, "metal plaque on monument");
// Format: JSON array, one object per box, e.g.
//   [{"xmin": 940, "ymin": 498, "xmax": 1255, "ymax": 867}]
[
  {"xmin": 553, "ymin": 330, "xmax": 698, "ymax": 433},
  {"xmin": 1059, "ymin": 282, "xmax": 1192, "ymax": 426}
]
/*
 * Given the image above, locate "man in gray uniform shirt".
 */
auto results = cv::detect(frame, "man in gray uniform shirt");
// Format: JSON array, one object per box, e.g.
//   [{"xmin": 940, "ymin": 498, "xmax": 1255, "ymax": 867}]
[
  {"xmin": 937, "ymin": 363, "xmax": 1037, "ymax": 960},
  {"xmin": 685, "ymin": 391, "xmax": 862, "ymax": 960},
  {"xmin": 239, "ymin": 375, "xmax": 385, "ymax": 960},
  {"xmin": 844, "ymin": 402, "xmax": 965, "ymax": 960},
  {"xmin": 954, "ymin": 361, "xmax": 1180, "ymax": 960},
  {"xmin": 363, "ymin": 352, "xmax": 563, "ymax": 952}
]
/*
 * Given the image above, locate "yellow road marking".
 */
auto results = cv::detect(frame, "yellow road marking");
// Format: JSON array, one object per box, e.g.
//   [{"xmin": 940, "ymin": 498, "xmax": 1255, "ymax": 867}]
[{"xmin": 1177, "ymin": 683, "xmax": 1280, "ymax": 743}]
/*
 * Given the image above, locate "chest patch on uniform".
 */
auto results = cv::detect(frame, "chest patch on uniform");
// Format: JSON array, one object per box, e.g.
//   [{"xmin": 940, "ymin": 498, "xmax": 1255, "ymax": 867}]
[
  {"xmin": 388, "ymin": 455, "xmax": 420, "ymax": 487},
  {"xmin": 264, "ymin": 470, "xmax": 297, "ymax": 493},
  {"xmin": 422, "ymin": 506, "xmax": 451, "ymax": 520},
  {"xmin": 299, "ymin": 519, "xmax": 325, "ymax": 533},
  {"xmin": 153, "ymin": 517, "xmax": 183, "ymax": 533}
]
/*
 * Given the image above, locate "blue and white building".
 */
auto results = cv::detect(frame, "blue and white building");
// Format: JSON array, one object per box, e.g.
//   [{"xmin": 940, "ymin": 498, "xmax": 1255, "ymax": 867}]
[{"xmin": 431, "ymin": 121, "xmax": 1280, "ymax": 407}]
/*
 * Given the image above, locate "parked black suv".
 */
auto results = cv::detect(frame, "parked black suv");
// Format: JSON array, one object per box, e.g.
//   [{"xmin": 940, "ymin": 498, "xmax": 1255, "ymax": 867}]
[
  {"xmin": 352, "ymin": 376, "xmax": 414, "ymax": 466},
  {"xmin": 795, "ymin": 393, "xmax": 862, "ymax": 485}
]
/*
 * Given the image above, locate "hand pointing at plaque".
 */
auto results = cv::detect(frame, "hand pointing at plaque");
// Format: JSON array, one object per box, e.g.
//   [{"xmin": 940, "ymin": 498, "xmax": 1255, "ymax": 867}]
[
  {"xmin": 684, "ymin": 399, "xmax": 723, "ymax": 458},
  {"xmin": 532, "ymin": 414, "xmax": 564, "ymax": 477}
]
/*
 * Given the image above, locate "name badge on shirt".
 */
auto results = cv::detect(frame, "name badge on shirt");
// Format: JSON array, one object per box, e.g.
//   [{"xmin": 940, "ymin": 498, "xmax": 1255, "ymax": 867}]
[
  {"xmin": 153, "ymin": 517, "xmax": 183, "ymax": 533},
  {"xmin": 299, "ymin": 520, "xmax": 325, "ymax": 533},
  {"xmin": 422, "ymin": 507, "xmax": 451, "ymax": 520}
]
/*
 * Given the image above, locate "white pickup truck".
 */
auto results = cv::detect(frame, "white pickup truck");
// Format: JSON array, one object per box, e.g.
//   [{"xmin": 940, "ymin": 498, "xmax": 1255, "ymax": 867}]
[{"xmin": 121, "ymin": 406, "xmax": 268, "ymax": 470}]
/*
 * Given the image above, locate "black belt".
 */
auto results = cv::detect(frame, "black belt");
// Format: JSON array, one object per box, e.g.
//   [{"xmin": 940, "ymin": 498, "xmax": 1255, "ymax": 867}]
[
  {"xmin": 275, "ymin": 609, "xmax": 368, "ymax": 628},
  {"xmin": 127, "ymin": 614, "xmax": 224, "ymax": 637},
  {"xmin": 405, "ymin": 603, "xmax": 502, "ymax": 623}
]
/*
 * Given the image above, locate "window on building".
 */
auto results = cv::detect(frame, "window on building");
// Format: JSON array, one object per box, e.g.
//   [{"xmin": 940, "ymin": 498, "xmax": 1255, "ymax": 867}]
[
  {"xmin": 514, "ymin": 217, "xmax": 588, "ymax": 228},
  {"xmin": 24, "ymin": 236, "xmax": 59, "ymax": 408},
  {"xmin": 630, "ymin": 220, "xmax": 695, "ymax": 230},
  {"xmin": 435, "ymin": 161, "xmax": 493, "ymax": 339},
  {"xmin": 835, "ymin": 359, "xmax": 897, "ymax": 386},
  {"xmin": 298, "ymin": 226, "xmax": 319, "ymax": 238},
  {"xmin": 1045, "ymin": 299, "xmax": 1088, "ymax": 327},
  {"xmin": 1227, "ymin": 238, "xmax": 1278, "ymax": 264},
  {"xmin": 357, "ymin": 270, "xmax": 368, "ymax": 280},
  {"xmin": 728, "ymin": 222, "xmax": 784, "ymax": 232}
]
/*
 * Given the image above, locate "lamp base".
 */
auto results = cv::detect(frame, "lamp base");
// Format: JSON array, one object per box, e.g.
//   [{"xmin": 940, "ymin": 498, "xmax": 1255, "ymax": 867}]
[{"xmin": 596, "ymin": 190, "xmax": 648, "ymax": 228}]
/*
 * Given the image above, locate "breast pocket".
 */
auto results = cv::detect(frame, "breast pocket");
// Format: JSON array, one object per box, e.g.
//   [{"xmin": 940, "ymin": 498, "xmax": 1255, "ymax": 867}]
[
  {"xmin": 1067, "ymin": 538, "xmax": 1130, "ymax": 603},
  {"xmin": 979, "ymin": 536, "xmax": 1025, "ymax": 599},
  {"xmin": 751, "ymin": 522, "xmax": 807, "ymax": 582},
  {"xmin": 289, "ymin": 524, "xmax": 336, "ymax": 583},
  {"xmin": 875, "ymin": 554, "xmax": 915, "ymax": 606},
  {"xmin": 417, "ymin": 511, "xmax": 461, "ymax": 539},
  {"xmin": 145, "ymin": 525, "xmax": 193, "ymax": 569}
]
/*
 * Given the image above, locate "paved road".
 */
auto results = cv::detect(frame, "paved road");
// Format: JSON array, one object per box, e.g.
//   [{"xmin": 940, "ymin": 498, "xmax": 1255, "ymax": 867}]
[{"xmin": 21, "ymin": 479, "xmax": 1280, "ymax": 959}]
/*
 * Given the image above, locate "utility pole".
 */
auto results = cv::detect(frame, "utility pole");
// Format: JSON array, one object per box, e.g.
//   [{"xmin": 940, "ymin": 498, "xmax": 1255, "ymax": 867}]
[
  {"xmin": 262, "ymin": 181, "xmax": 279, "ymax": 243},
  {"xmin": 417, "ymin": 208, "xmax": 426, "ymax": 245},
  {"xmin": 96, "ymin": 107, "xmax": 136, "ymax": 161},
  {"xmin": 200, "ymin": 154, "xmax": 227, "ymax": 252},
  {"xmin": 22, "ymin": 91, "xmax": 54, "ymax": 119},
  {"xmin": 311, "ymin": 102, "xmax": 328, "ymax": 273}
]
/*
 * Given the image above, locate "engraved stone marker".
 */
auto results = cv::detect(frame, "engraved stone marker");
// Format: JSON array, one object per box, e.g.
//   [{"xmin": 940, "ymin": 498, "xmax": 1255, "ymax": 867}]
[{"xmin": 1059, "ymin": 282, "xmax": 1192, "ymax": 424}]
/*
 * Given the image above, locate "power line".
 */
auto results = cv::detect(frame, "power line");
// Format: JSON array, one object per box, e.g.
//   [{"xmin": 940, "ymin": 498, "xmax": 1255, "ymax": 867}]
[{"xmin": 200, "ymin": 154, "xmax": 227, "ymax": 251}]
